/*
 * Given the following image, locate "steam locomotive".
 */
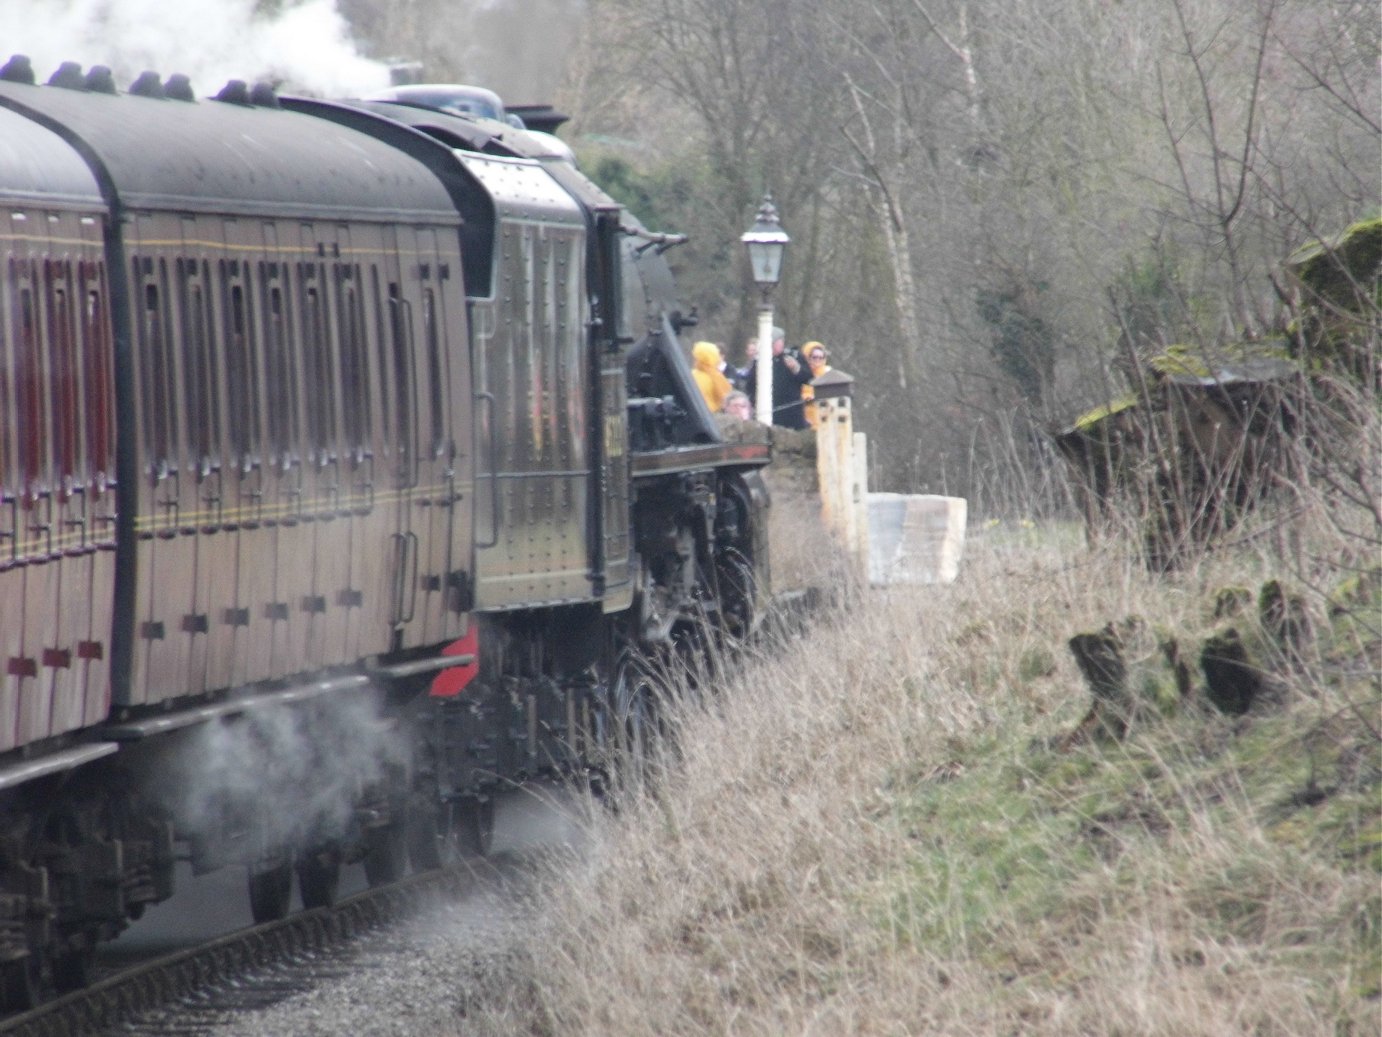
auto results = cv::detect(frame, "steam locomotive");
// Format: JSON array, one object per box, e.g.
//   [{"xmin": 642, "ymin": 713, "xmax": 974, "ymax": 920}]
[{"xmin": 0, "ymin": 56, "xmax": 770, "ymax": 1007}]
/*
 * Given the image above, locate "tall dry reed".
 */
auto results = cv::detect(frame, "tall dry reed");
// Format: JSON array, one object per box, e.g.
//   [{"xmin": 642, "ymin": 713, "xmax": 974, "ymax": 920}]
[{"xmin": 453, "ymin": 517, "xmax": 1378, "ymax": 1037}]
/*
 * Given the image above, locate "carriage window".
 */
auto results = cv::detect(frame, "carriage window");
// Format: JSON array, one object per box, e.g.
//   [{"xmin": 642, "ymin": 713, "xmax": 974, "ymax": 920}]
[
  {"xmin": 223, "ymin": 272, "xmax": 260, "ymax": 462},
  {"xmin": 422, "ymin": 287, "xmax": 445, "ymax": 457},
  {"xmin": 199, "ymin": 261, "xmax": 221, "ymax": 468},
  {"xmin": 137, "ymin": 259, "xmax": 178, "ymax": 471},
  {"xmin": 0, "ymin": 271, "xmax": 10, "ymax": 493},
  {"xmin": 388, "ymin": 282, "xmax": 413, "ymax": 478},
  {"xmin": 301, "ymin": 275, "xmax": 336, "ymax": 460},
  {"xmin": 47, "ymin": 261, "xmax": 80, "ymax": 487},
  {"xmin": 371, "ymin": 266, "xmax": 391, "ymax": 444},
  {"xmin": 261, "ymin": 265, "xmax": 298, "ymax": 463},
  {"xmin": 336, "ymin": 267, "xmax": 370, "ymax": 452},
  {"xmin": 82, "ymin": 262, "xmax": 114, "ymax": 487},
  {"xmin": 14, "ymin": 262, "xmax": 42, "ymax": 494},
  {"xmin": 178, "ymin": 260, "xmax": 218, "ymax": 473}
]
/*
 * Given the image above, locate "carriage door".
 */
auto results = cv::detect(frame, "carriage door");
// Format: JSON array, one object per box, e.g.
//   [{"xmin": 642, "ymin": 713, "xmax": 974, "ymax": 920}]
[
  {"xmin": 410, "ymin": 228, "xmax": 468, "ymax": 646},
  {"xmin": 127, "ymin": 226, "xmax": 198, "ymax": 707},
  {"xmin": 378, "ymin": 226, "xmax": 421, "ymax": 645},
  {"xmin": 329, "ymin": 225, "xmax": 379, "ymax": 662},
  {"xmin": 257, "ymin": 222, "xmax": 309, "ymax": 677},
  {"xmin": 218, "ymin": 230, "xmax": 274, "ymax": 687},
  {"xmin": 175, "ymin": 220, "xmax": 229, "ymax": 697},
  {"xmin": 295, "ymin": 223, "xmax": 351, "ymax": 668}
]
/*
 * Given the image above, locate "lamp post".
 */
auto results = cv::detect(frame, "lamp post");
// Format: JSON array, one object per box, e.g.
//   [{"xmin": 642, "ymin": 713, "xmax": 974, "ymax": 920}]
[{"xmin": 741, "ymin": 194, "xmax": 790, "ymax": 425}]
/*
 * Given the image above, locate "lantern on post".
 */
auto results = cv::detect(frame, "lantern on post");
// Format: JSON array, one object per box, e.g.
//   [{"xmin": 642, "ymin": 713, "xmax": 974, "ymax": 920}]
[{"xmin": 740, "ymin": 194, "xmax": 789, "ymax": 425}]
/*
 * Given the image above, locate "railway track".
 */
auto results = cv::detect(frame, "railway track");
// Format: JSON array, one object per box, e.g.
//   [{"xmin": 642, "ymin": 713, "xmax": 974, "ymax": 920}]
[{"xmin": 0, "ymin": 862, "xmax": 495, "ymax": 1037}]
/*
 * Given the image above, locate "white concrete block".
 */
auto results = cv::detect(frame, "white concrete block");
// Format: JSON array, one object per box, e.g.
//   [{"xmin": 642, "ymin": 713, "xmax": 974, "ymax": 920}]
[{"xmin": 867, "ymin": 493, "xmax": 967, "ymax": 585}]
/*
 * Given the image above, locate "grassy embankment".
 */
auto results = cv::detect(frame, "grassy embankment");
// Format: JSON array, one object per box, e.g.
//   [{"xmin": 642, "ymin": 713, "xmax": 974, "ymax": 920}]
[{"xmin": 456, "ymin": 512, "xmax": 1380, "ymax": 1036}]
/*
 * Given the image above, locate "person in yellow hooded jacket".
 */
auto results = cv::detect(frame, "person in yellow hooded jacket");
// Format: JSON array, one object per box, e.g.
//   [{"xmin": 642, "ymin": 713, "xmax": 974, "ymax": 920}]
[
  {"xmin": 691, "ymin": 340, "xmax": 734, "ymax": 413},
  {"xmin": 800, "ymin": 341, "xmax": 832, "ymax": 427}
]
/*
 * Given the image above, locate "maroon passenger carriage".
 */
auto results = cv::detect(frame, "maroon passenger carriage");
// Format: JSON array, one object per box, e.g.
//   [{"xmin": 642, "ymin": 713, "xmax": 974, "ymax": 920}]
[{"xmin": 0, "ymin": 60, "xmax": 769, "ymax": 1007}]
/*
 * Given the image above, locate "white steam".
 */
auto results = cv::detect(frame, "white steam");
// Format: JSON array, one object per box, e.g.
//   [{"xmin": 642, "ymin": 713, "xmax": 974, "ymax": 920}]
[
  {"xmin": 166, "ymin": 692, "xmax": 407, "ymax": 853},
  {"xmin": 0, "ymin": 0, "xmax": 391, "ymax": 98}
]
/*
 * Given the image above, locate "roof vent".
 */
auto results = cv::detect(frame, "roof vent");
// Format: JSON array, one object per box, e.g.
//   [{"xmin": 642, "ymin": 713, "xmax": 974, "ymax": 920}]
[
  {"xmin": 215, "ymin": 79, "xmax": 250, "ymax": 106},
  {"xmin": 0, "ymin": 54, "xmax": 35, "ymax": 84},
  {"xmin": 164, "ymin": 73, "xmax": 194, "ymax": 101},
  {"xmin": 129, "ymin": 70, "xmax": 164, "ymax": 98},
  {"xmin": 84, "ymin": 65, "xmax": 116, "ymax": 94},
  {"xmin": 249, "ymin": 81, "xmax": 281, "ymax": 108},
  {"xmin": 47, "ymin": 61, "xmax": 85, "ymax": 90}
]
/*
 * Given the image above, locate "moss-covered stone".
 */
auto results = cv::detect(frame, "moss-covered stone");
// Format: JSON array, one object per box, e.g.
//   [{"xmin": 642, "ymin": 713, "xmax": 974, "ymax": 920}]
[
  {"xmin": 1055, "ymin": 218, "xmax": 1376, "ymax": 567},
  {"xmin": 1286, "ymin": 216, "xmax": 1382, "ymax": 311},
  {"xmin": 1258, "ymin": 579, "xmax": 1314, "ymax": 656},
  {"xmin": 1201, "ymin": 628, "xmax": 1265, "ymax": 715}
]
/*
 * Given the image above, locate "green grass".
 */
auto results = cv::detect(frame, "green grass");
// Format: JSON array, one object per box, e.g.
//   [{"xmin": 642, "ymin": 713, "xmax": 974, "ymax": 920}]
[{"xmin": 450, "ymin": 521, "xmax": 1381, "ymax": 1036}]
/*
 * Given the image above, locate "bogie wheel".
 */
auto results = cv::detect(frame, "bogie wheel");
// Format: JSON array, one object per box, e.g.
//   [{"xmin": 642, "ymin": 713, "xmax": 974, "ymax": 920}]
[
  {"xmin": 52, "ymin": 944, "xmax": 95, "ymax": 992},
  {"xmin": 362, "ymin": 822, "xmax": 408, "ymax": 887},
  {"xmin": 0, "ymin": 955, "xmax": 39, "ymax": 1011},
  {"xmin": 296, "ymin": 847, "xmax": 341, "ymax": 909},
  {"xmin": 248, "ymin": 859, "xmax": 293, "ymax": 923},
  {"xmin": 452, "ymin": 796, "xmax": 495, "ymax": 858}
]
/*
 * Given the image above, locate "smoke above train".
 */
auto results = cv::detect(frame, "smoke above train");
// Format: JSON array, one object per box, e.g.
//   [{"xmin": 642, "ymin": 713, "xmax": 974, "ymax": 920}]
[{"xmin": 0, "ymin": 0, "xmax": 391, "ymax": 97}]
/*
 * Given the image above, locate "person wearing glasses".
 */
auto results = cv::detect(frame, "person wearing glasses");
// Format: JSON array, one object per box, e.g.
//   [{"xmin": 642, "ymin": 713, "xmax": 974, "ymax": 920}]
[
  {"xmin": 745, "ymin": 327, "xmax": 813, "ymax": 429},
  {"xmin": 800, "ymin": 341, "xmax": 832, "ymax": 428},
  {"xmin": 723, "ymin": 390, "xmax": 753, "ymax": 421}
]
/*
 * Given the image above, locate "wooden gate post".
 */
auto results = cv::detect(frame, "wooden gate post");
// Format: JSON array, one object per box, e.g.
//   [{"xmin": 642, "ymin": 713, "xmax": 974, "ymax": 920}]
[{"xmin": 813, "ymin": 369, "xmax": 867, "ymax": 581}]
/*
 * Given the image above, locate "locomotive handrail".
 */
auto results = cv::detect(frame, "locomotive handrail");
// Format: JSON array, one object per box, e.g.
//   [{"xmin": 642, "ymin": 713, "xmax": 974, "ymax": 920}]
[
  {"xmin": 0, "ymin": 742, "xmax": 119, "ymax": 794},
  {"xmin": 623, "ymin": 224, "xmax": 689, "ymax": 256},
  {"xmin": 475, "ymin": 391, "xmax": 500, "ymax": 548},
  {"xmin": 367, "ymin": 652, "xmax": 476, "ymax": 680},
  {"xmin": 101, "ymin": 673, "xmax": 373, "ymax": 742}
]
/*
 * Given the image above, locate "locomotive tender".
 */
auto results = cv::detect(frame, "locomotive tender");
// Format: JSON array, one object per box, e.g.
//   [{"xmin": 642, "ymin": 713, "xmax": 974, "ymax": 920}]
[{"xmin": 0, "ymin": 58, "xmax": 769, "ymax": 1006}]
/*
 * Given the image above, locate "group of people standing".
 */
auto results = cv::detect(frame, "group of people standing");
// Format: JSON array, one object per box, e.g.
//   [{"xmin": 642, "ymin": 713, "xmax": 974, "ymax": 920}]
[{"xmin": 690, "ymin": 329, "xmax": 832, "ymax": 430}]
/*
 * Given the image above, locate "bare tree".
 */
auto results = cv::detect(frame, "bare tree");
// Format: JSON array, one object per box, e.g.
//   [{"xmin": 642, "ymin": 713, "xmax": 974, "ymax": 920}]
[{"xmin": 347, "ymin": 0, "xmax": 1378, "ymax": 501}]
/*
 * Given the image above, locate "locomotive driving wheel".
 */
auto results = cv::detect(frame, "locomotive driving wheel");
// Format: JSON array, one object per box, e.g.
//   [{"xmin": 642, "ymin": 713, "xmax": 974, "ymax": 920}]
[
  {"xmin": 609, "ymin": 650, "xmax": 664, "ymax": 788},
  {"xmin": 715, "ymin": 546, "xmax": 757, "ymax": 646}
]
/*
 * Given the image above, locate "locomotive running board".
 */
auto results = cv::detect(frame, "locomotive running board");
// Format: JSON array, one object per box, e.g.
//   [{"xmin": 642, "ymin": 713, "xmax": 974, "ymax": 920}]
[
  {"xmin": 630, "ymin": 441, "xmax": 771, "ymax": 478},
  {"xmin": 0, "ymin": 742, "xmax": 120, "ymax": 793},
  {"xmin": 102, "ymin": 673, "xmax": 374, "ymax": 741}
]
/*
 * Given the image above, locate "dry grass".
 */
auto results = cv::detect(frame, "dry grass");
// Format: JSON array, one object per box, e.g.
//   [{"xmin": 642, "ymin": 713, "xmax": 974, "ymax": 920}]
[{"xmin": 452, "ymin": 521, "xmax": 1380, "ymax": 1037}]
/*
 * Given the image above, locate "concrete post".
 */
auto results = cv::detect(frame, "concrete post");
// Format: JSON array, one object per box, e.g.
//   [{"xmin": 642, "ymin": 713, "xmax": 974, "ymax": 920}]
[{"xmin": 853, "ymin": 430, "xmax": 870, "ymax": 580}]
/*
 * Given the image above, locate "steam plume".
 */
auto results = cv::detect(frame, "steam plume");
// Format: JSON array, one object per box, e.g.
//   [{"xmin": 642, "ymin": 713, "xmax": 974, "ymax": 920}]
[{"xmin": 0, "ymin": 0, "xmax": 390, "ymax": 97}]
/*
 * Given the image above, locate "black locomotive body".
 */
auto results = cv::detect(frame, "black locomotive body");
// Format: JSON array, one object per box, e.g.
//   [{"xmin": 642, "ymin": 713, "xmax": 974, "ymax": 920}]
[{"xmin": 0, "ymin": 66, "xmax": 769, "ymax": 1005}]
